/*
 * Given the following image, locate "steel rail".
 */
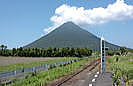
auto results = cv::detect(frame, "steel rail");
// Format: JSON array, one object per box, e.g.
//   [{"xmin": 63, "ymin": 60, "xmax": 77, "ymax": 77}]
[{"xmin": 55, "ymin": 58, "xmax": 100, "ymax": 86}]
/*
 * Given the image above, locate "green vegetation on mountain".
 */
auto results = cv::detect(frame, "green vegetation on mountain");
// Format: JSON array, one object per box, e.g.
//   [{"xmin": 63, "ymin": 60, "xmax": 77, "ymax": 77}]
[{"xmin": 24, "ymin": 22, "xmax": 119, "ymax": 51}]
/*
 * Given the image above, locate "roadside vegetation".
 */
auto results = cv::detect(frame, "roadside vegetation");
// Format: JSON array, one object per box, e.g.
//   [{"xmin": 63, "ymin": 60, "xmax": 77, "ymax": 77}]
[
  {"xmin": 6, "ymin": 57, "xmax": 93, "ymax": 86},
  {"xmin": 106, "ymin": 46, "xmax": 133, "ymax": 86},
  {"xmin": 110, "ymin": 55, "xmax": 133, "ymax": 86},
  {"xmin": 106, "ymin": 46, "xmax": 128, "ymax": 56}
]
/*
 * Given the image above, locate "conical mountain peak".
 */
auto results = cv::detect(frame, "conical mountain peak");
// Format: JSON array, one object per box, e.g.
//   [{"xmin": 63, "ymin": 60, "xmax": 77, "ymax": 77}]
[
  {"xmin": 53, "ymin": 21, "xmax": 83, "ymax": 31},
  {"xmin": 25, "ymin": 22, "xmax": 119, "ymax": 50}
]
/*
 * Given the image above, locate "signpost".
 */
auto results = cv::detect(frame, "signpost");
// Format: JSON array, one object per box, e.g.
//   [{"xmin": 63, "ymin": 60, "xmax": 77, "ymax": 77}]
[{"xmin": 101, "ymin": 37, "xmax": 106, "ymax": 73}]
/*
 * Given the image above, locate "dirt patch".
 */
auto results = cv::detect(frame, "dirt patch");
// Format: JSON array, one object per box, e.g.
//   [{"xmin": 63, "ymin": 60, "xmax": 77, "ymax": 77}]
[{"xmin": 0, "ymin": 56, "xmax": 63, "ymax": 66}]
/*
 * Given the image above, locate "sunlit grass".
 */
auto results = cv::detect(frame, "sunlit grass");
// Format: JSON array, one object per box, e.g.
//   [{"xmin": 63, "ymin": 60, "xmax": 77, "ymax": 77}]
[
  {"xmin": 110, "ymin": 55, "xmax": 133, "ymax": 85},
  {"xmin": 0, "ymin": 57, "xmax": 78, "ymax": 72}
]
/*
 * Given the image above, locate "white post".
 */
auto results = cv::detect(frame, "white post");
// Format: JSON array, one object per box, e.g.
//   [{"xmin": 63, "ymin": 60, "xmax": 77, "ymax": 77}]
[
  {"xmin": 14, "ymin": 70, "xmax": 17, "ymax": 76},
  {"xmin": 101, "ymin": 37, "xmax": 106, "ymax": 73}
]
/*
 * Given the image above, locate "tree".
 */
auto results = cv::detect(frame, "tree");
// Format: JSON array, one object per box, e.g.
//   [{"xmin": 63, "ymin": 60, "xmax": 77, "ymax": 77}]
[
  {"xmin": 107, "ymin": 50, "xmax": 115, "ymax": 56},
  {"xmin": 4, "ymin": 46, "xmax": 7, "ymax": 50},
  {"xmin": 12, "ymin": 48, "xmax": 17, "ymax": 56},
  {"xmin": 115, "ymin": 51, "xmax": 121, "ymax": 56},
  {"xmin": 0, "ymin": 45, "xmax": 6, "ymax": 56},
  {"xmin": 70, "ymin": 48, "xmax": 75, "ymax": 56},
  {"xmin": 119, "ymin": 47, "xmax": 127, "ymax": 56},
  {"xmin": 46, "ymin": 47, "xmax": 53, "ymax": 57},
  {"xmin": 1, "ymin": 45, "xmax": 5, "ymax": 51},
  {"xmin": 17, "ymin": 47, "xmax": 23, "ymax": 56}
]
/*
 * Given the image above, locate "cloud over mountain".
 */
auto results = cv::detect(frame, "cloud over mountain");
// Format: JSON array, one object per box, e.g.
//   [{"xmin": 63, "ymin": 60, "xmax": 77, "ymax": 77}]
[{"xmin": 44, "ymin": 0, "xmax": 133, "ymax": 34}]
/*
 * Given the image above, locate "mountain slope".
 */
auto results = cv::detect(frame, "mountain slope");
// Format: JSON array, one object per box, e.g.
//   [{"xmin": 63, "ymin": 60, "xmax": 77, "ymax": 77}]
[{"xmin": 24, "ymin": 22, "xmax": 119, "ymax": 50}]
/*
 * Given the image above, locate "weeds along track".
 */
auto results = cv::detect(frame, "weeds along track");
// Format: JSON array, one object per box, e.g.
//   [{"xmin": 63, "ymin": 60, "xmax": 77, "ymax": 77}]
[{"xmin": 54, "ymin": 58, "xmax": 100, "ymax": 86}]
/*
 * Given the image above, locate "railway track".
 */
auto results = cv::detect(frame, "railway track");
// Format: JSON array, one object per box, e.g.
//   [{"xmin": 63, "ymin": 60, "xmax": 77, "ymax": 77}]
[{"xmin": 54, "ymin": 58, "xmax": 100, "ymax": 86}]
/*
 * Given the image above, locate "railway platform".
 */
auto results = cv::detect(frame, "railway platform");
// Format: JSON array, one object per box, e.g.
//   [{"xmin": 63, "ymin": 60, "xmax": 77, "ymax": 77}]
[
  {"xmin": 61, "ymin": 72, "xmax": 113, "ymax": 86},
  {"xmin": 95, "ymin": 72, "xmax": 113, "ymax": 86}
]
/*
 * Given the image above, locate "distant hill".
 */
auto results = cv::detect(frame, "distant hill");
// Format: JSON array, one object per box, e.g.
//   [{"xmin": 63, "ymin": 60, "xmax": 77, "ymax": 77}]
[{"xmin": 24, "ymin": 22, "xmax": 119, "ymax": 50}]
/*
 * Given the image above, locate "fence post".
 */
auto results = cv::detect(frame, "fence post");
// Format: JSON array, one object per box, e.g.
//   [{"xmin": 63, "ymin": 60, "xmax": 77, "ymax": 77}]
[
  {"xmin": 22, "ymin": 68, "xmax": 24, "ymax": 73},
  {"xmin": 32, "ymin": 67, "xmax": 35, "ymax": 72},
  {"xmin": 45, "ymin": 64, "xmax": 48, "ymax": 70},
  {"xmin": 14, "ymin": 70, "xmax": 16, "ymax": 76}
]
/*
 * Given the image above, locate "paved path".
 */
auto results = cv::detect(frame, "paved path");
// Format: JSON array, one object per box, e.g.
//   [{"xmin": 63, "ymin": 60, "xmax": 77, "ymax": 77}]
[
  {"xmin": 81, "ymin": 72, "xmax": 113, "ymax": 86},
  {"xmin": 61, "ymin": 72, "xmax": 113, "ymax": 86},
  {"xmin": 95, "ymin": 72, "xmax": 113, "ymax": 86}
]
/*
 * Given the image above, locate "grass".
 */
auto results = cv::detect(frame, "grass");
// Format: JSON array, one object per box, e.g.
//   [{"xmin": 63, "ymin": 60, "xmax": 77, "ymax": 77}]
[
  {"xmin": 110, "ymin": 55, "xmax": 133, "ymax": 86},
  {"xmin": 0, "ymin": 57, "xmax": 78, "ymax": 72},
  {"xmin": 106, "ymin": 56, "xmax": 110, "ymax": 72},
  {"xmin": 7, "ymin": 57, "xmax": 93, "ymax": 86}
]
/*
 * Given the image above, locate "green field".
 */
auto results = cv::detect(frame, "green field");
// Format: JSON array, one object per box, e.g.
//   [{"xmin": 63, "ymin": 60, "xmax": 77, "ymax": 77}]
[
  {"xmin": 7, "ymin": 57, "xmax": 92, "ymax": 86},
  {"xmin": 0, "ymin": 57, "xmax": 78, "ymax": 72},
  {"xmin": 110, "ymin": 55, "xmax": 133, "ymax": 85}
]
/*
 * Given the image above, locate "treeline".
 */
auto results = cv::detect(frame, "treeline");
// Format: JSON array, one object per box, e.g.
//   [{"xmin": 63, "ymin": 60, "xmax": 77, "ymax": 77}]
[
  {"xmin": 106, "ymin": 46, "xmax": 128, "ymax": 56},
  {"xmin": 0, "ymin": 45, "xmax": 92, "ymax": 57}
]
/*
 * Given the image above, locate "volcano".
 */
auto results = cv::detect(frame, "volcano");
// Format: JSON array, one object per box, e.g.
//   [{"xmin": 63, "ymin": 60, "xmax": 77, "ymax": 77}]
[{"xmin": 24, "ymin": 22, "xmax": 119, "ymax": 50}]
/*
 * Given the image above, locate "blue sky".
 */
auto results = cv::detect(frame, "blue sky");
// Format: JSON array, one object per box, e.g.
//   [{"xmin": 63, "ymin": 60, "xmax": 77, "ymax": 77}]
[{"xmin": 0, "ymin": 0, "xmax": 133, "ymax": 49}]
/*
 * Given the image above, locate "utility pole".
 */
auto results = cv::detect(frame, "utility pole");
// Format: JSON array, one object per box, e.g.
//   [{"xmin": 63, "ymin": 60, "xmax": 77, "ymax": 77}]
[{"xmin": 101, "ymin": 37, "xmax": 106, "ymax": 73}]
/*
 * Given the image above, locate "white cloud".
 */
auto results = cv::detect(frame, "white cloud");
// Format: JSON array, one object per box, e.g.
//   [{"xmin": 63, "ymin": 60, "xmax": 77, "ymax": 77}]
[{"xmin": 44, "ymin": 0, "xmax": 133, "ymax": 34}]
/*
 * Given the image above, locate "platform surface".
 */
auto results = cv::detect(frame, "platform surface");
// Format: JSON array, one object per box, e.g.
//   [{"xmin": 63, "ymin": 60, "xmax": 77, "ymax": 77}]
[{"xmin": 95, "ymin": 72, "xmax": 113, "ymax": 86}]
